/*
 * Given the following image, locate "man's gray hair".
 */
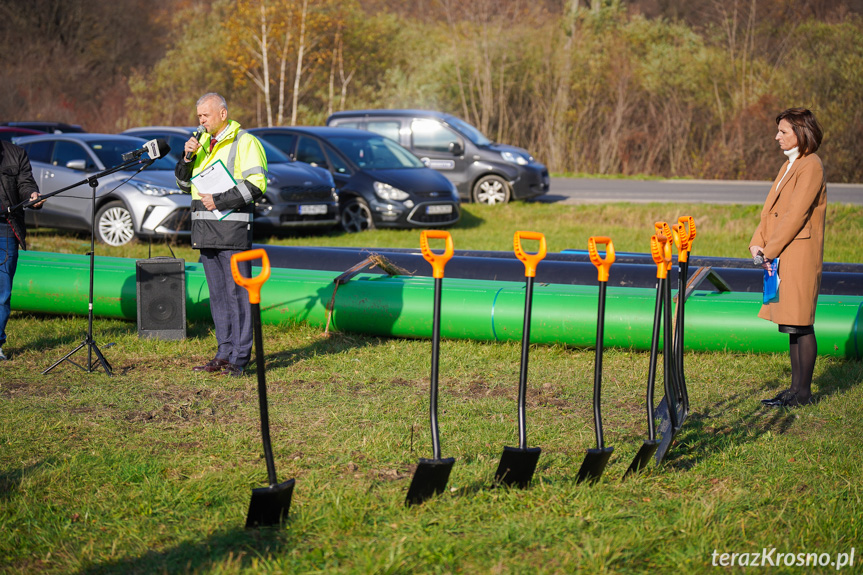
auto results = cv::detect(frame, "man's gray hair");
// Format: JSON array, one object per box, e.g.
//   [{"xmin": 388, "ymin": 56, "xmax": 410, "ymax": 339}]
[{"xmin": 197, "ymin": 92, "xmax": 227, "ymax": 111}]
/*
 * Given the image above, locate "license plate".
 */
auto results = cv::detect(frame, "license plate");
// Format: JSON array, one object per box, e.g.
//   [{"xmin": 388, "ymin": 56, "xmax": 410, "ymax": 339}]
[
  {"xmin": 299, "ymin": 204, "xmax": 327, "ymax": 215},
  {"xmin": 426, "ymin": 205, "xmax": 453, "ymax": 215}
]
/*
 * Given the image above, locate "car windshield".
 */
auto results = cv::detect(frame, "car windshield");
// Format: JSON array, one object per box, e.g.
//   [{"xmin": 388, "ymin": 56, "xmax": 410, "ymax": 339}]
[
  {"xmin": 328, "ymin": 135, "xmax": 424, "ymax": 169},
  {"xmin": 447, "ymin": 116, "xmax": 492, "ymax": 146},
  {"xmin": 88, "ymin": 139, "xmax": 179, "ymax": 170}
]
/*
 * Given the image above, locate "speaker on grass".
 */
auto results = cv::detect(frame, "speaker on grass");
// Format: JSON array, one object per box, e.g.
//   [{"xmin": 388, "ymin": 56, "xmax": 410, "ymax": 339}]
[{"xmin": 136, "ymin": 257, "xmax": 186, "ymax": 340}]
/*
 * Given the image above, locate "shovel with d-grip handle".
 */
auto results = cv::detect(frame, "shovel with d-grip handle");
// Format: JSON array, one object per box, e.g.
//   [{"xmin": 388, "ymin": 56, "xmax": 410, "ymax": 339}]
[
  {"xmin": 672, "ymin": 216, "xmax": 696, "ymax": 417},
  {"xmin": 576, "ymin": 236, "xmax": 615, "ymax": 484},
  {"xmin": 494, "ymin": 231, "xmax": 546, "ymax": 488},
  {"xmin": 406, "ymin": 230, "xmax": 456, "ymax": 506},
  {"xmin": 623, "ymin": 233, "xmax": 670, "ymax": 478},
  {"xmin": 653, "ymin": 222, "xmax": 683, "ymax": 465},
  {"xmin": 231, "ymin": 249, "xmax": 296, "ymax": 528}
]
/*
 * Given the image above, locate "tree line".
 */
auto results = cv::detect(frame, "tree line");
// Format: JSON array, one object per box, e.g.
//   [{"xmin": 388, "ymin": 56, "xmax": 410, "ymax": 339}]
[{"xmin": 2, "ymin": 0, "xmax": 862, "ymax": 182}]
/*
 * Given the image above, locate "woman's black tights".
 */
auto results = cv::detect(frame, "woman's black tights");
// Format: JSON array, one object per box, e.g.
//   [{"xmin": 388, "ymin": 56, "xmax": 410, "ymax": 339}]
[{"xmin": 789, "ymin": 332, "xmax": 817, "ymax": 401}]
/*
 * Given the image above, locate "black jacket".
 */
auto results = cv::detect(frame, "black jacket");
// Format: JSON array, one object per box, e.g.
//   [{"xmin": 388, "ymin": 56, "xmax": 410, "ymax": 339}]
[{"xmin": 0, "ymin": 140, "xmax": 40, "ymax": 249}]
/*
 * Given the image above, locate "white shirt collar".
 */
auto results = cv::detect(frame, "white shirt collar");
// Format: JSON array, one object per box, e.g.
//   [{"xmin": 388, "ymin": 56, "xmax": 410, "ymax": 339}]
[{"xmin": 784, "ymin": 146, "xmax": 800, "ymax": 164}]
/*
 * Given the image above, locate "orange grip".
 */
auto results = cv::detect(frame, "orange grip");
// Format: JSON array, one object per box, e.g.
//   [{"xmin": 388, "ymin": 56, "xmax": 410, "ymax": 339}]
[
  {"xmin": 654, "ymin": 221, "xmax": 673, "ymax": 242},
  {"xmin": 588, "ymin": 236, "xmax": 615, "ymax": 282},
  {"xmin": 650, "ymin": 234, "xmax": 671, "ymax": 279},
  {"xmin": 420, "ymin": 230, "xmax": 454, "ymax": 279},
  {"xmin": 513, "ymin": 230, "xmax": 547, "ymax": 278},
  {"xmin": 679, "ymin": 215, "xmax": 696, "ymax": 248},
  {"xmin": 672, "ymin": 224, "xmax": 690, "ymax": 263},
  {"xmin": 230, "ymin": 248, "xmax": 271, "ymax": 305}
]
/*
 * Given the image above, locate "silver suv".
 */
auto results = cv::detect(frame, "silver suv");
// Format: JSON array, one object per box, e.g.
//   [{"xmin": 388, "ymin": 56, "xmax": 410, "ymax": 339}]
[{"xmin": 15, "ymin": 134, "xmax": 191, "ymax": 246}]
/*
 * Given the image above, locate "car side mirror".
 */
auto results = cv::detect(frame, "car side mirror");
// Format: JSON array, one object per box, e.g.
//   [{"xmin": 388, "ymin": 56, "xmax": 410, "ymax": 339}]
[
  {"xmin": 65, "ymin": 159, "xmax": 88, "ymax": 171},
  {"xmin": 449, "ymin": 141, "xmax": 464, "ymax": 156}
]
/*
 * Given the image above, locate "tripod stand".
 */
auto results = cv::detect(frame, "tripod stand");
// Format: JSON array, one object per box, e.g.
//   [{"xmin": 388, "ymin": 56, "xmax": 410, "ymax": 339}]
[{"xmin": 29, "ymin": 156, "xmax": 159, "ymax": 376}]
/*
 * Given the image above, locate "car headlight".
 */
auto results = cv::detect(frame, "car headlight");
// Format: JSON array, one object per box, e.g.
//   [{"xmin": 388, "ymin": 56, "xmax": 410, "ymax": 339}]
[
  {"xmin": 373, "ymin": 181, "xmax": 409, "ymax": 201},
  {"xmin": 132, "ymin": 182, "xmax": 186, "ymax": 196},
  {"xmin": 501, "ymin": 151, "xmax": 529, "ymax": 166}
]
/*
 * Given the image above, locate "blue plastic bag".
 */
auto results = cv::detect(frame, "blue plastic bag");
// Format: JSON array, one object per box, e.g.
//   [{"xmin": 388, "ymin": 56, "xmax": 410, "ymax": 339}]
[{"xmin": 763, "ymin": 257, "xmax": 780, "ymax": 304}]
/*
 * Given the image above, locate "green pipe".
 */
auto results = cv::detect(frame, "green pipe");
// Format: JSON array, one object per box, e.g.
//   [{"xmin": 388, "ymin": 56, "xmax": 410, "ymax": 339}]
[{"xmin": 12, "ymin": 252, "xmax": 862, "ymax": 358}]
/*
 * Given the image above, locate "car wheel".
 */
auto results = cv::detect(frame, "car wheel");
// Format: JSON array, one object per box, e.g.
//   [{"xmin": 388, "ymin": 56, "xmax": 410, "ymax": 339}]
[
  {"xmin": 472, "ymin": 175, "xmax": 511, "ymax": 205},
  {"xmin": 340, "ymin": 198, "xmax": 375, "ymax": 233},
  {"xmin": 96, "ymin": 201, "xmax": 135, "ymax": 246}
]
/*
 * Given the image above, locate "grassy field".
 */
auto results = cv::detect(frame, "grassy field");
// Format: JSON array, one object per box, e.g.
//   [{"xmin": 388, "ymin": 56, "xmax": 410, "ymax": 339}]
[{"xmin": 2, "ymin": 202, "xmax": 863, "ymax": 574}]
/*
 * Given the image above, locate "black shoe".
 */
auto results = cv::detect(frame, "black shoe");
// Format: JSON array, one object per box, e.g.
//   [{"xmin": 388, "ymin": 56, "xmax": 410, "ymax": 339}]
[
  {"xmin": 761, "ymin": 388, "xmax": 793, "ymax": 406},
  {"xmin": 220, "ymin": 363, "xmax": 245, "ymax": 378},
  {"xmin": 778, "ymin": 392, "xmax": 814, "ymax": 408},
  {"xmin": 193, "ymin": 358, "xmax": 230, "ymax": 373}
]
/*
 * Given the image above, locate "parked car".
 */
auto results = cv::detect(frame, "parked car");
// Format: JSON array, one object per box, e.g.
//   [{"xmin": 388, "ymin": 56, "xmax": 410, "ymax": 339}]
[
  {"xmin": 122, "ymin": 126, "xmax": 339, "ymax": 230},
  {"xmin": 1, "ymin": 126, "xmax": 44, "ymax": 142},
  {"xmin": 1, "ymin": 121, "xmax": 86, "ymax": 133},
  {"xmin": 14, "ymin": 133, "xmax": 190, "ymax": 246},
  {"xmin": 326, "ymin": 109, "xmax": 550, "ymax": 205},
  {"xmin": 249, "ymin": 126, "xmax": 461, "ymax": 232}
]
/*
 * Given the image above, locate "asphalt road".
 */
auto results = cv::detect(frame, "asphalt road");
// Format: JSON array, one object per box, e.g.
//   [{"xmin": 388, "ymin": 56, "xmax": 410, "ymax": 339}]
[{"xmin": 541, "ymin": 177, "xmax": 863, "ymax": 205}]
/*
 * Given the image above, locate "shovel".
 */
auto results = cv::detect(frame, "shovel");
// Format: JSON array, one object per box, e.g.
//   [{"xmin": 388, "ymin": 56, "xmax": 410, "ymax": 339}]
[
  {"xmin": 654, "ymin": 224, "xmax": 683, "ymax": 465},
  {"xmin": 672, "ymin": 216, "xmax": 696, "ymax": 417},
  {"xmin": 494, "ymin": 231, "xmax": 546, "ymax": 488},
  {"xmin": 623, "ymin": 234, "xmax": 670, "ymax": 477},
  {"xmin": 406, "ymin": 230, "xmax": 456, "ymax": 506},
  {"xmin": 230, "ymin": 249, "xmax": 295, "ymax": 528},
  {"xmin": 576, "ymin": 236, "xmax": 615, "ymax": 484}
]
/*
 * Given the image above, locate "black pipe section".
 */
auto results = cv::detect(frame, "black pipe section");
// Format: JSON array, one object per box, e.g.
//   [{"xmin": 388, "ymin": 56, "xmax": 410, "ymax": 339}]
[{"xmin": 253, "ymin": 245, "xmax": 863, "ymax": 295}]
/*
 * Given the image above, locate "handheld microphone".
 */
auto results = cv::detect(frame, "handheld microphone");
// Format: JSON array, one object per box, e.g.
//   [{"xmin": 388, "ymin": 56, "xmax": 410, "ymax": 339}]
[
  {"xmin": 122, "ymin": 139, "xmax": 171, "ymax": 162},
  {"xmin": 185, "ymin": 125, "xmax": 206, "ymax": 161}
]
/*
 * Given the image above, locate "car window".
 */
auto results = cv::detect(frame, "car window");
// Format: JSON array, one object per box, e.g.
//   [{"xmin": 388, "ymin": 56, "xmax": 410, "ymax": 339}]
[
  {"xmin": 296, "ymin": 136, "xmax": 329, "ymax": 169},
  {"xmin": 21, "ymin": 141, "xmax": 53, "ymax": 163},
  {"xmin": 367, "ymin": 121, "xmax": 401, "ymax": 142},
  {"xmin": 52, "ymin": 141, "xmax": 93, "ymax": 169},
  {"xmin": 329, "ymin": 136, "xmax": 424, "ymax": 169},
  {"xmin": 257, "ymin": 138, "xmax": 290, "ymax": 164},
  {"xmin": 332, "ymin": 120, "xmax": 360, "ymax": 129},
  {"xmin": 323, "ymin": 146, "xmax": 351, "ymax": 174},
  {"xmin": 259, "ymin": 133, "xmax": 298, "ymax": 159},
  {"xmin": 446, "ymin": 116, "xmax": 492, "ymax": 146},
  {"xmin": 411, "ymin": 119, "xmax": 460, "ymax": 153},
  {"xmin": 86, "ymin": 139, "xmax": 178, "ymax": 170}
]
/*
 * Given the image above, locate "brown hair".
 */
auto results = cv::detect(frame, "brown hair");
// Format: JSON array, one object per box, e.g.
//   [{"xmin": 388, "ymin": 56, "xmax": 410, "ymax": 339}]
[{"xmin": 776, "ymin": 108, "xmax": 823, "ymax": 155}]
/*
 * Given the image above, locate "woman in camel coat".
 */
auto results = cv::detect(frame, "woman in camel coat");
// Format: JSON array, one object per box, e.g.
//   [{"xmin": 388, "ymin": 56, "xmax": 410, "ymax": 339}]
[{"xmin": 750, "ymin": 108, "xmax": 826, "ymax": 408}]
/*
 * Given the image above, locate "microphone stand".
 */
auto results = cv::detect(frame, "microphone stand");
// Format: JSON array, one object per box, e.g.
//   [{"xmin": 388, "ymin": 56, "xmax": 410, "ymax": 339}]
[{"xmin": 38, "ymin": 155, "xmax": 158, "ymax": 376}]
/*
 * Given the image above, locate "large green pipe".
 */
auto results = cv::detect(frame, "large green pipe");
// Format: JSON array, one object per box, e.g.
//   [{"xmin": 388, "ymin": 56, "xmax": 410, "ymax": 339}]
[{"xmin": 12, "ymin": 252, "xmax": 863, "ymax": 358}]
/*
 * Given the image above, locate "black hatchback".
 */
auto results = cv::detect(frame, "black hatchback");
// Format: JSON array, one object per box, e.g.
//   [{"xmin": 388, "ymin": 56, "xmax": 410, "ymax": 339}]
[{"xmin": 249, "ymin": 126, "xmax": 461, "ymax": 232}]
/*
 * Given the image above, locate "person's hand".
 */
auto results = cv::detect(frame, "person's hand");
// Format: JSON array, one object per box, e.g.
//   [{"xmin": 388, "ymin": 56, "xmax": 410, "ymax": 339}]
[
  {"xmin": 184, "ymin": 136, "xmax": 202, "ymax": 161},
  {"xmin": 200, "ymin": 193, "xmax": 216, "ymax": 211},
  {"xmin": 29, "ymin": 192, "xmax": 45, "ymax": 209},
  {"xmin": 749, "ymin": 245, "xmax": 763, "ymax": 259}
]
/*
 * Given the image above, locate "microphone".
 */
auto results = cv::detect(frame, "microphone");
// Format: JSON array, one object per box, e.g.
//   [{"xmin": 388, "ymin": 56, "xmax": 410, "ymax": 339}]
[
  {"xmin": 122, "ymin": 138, "xmax": 171, "ymax": 162},
  {"xmin": 185, "ymin": 125, "xmax": 206, "ymax": 161}
]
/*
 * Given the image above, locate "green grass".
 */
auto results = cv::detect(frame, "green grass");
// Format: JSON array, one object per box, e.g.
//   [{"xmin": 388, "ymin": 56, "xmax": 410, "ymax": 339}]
[{"xmin": 3, "ymin": 202, "xmax": 863, "ymax": 574}]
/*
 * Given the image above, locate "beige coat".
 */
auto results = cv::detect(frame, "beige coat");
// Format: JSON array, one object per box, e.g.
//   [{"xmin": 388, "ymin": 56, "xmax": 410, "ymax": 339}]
[{"xmin": 750, "ymin": 153, "xmax": 827, "ymax": 326}]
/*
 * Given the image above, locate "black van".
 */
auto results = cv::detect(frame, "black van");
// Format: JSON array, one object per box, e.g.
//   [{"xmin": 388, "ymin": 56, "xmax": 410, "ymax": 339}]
[{"xmin": 326, "ymin": 109, "xmax": 549, "ymax": 205}]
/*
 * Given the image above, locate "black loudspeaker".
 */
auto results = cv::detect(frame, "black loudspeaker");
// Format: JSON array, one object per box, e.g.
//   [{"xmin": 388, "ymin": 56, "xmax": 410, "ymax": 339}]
[{"xmin": 136, "ymin": 257, "xmax": 186, "ymax": 340}]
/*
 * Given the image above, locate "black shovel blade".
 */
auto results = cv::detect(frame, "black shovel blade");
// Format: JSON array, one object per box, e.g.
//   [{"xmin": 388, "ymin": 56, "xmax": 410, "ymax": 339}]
[
  {"xmin": 654, "ymin": 396, "xmax": 687, "ymax": 430},
  {"xmin": 494, "ymin": 446, "xmax": 542, "ymax": 488},
  {"xmin": 653, "ymin": 424, "xmax": 680, "ymax": 465},
  {"xmin": 576, "ymin": 447, "xmax": 614, "ymax": 484},
  {"xmin": 406, "ymin": 457, "xmax": 455, "ymax": 506},
  {"xmin": 245, "ymin": 478, "xmax": 296, "ymax": 529},
  {"xmin": 623, "ymin": 440, "xmax": 659, "ymax": 478}
]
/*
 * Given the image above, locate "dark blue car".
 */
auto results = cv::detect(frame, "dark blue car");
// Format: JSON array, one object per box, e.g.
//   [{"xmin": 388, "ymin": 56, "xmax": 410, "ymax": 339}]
[{"xmin": 249, "ymin": 126, "xmax": 461, "ymax": 232}]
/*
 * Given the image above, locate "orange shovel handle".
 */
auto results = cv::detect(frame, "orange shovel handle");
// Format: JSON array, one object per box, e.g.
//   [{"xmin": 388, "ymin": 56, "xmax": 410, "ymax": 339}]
[
  {"xmin": 230, "ymin": 248, "xmax": 271, "ymax": 305},
  {"xmin": 588, "ymin": 236, "xmax": 615, "ymax": 282},
  {"xmin": 679, "ymin": 215, "xmax": 696, "ymax": 250},
  {"xmin": 672, "ymin": 224, "xmax": 690, "ymax": 263},
  {"xmin": 420, "ymin": 230, "xmax": 454, "ymax": 279},
  {"xmin": 650, "ymin": 234, "xmax": 671, "ymax": 279},
  {"xmin": 513, "ymin": 230, "xmax": 547, "ymax": 278}
]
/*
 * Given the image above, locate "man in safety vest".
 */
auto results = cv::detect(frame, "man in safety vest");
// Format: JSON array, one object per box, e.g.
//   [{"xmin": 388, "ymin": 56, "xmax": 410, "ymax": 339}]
[{"xmin": 175, "ymin": 92, "xmax": 267, "ymax": 377}]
